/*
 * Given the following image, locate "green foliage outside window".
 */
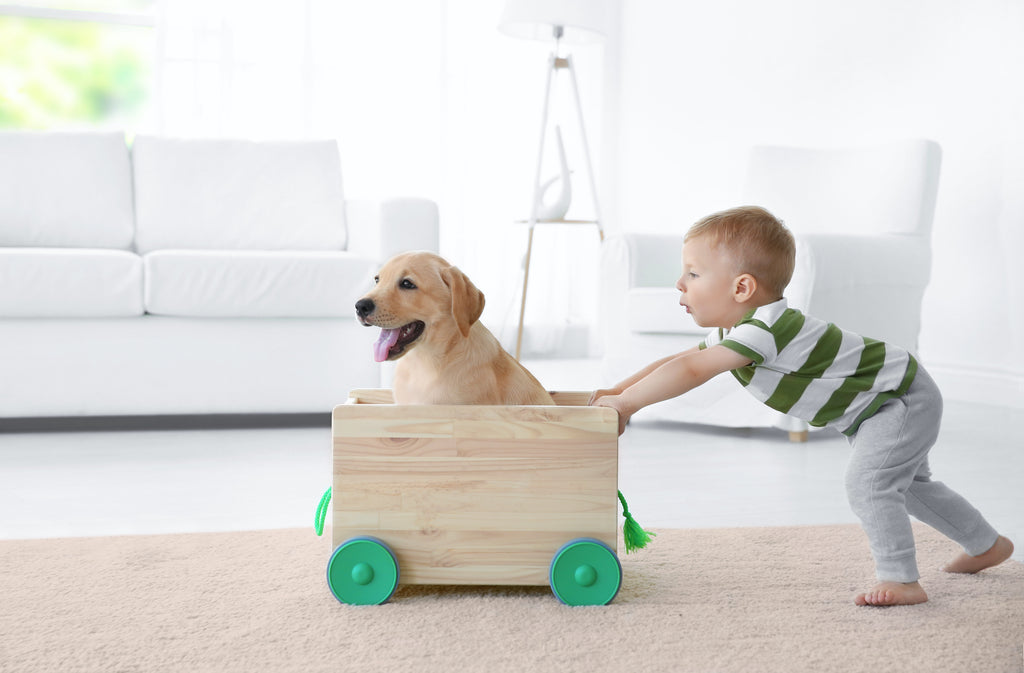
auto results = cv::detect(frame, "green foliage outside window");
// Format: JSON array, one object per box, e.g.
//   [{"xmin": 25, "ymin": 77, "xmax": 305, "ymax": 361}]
[{"xmin": 0, "ymin": 14, "xmax": 151, "ymax": 128}]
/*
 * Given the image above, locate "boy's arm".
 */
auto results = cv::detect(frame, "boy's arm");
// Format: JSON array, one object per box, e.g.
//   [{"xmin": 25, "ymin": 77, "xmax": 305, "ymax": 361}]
[
  {"xmin": 589, "ymin": 345, "xmax": 702, "ymax": 404},
  {"xmin": 593, "ymin": 345, "xmax": 751, "ymax": 434}
]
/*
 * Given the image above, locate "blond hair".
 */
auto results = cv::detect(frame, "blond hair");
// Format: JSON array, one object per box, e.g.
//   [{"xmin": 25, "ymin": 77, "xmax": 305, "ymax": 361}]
[{"xmin": 684, "ymin": 206, "xmax": 795, "ymax": 298}]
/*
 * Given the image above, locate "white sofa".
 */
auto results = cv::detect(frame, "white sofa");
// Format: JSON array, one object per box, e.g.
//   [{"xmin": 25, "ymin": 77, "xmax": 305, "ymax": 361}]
[
  {"xmin": 0, "ymin": 131, "xmax": 439, "ymax": 419},
  {"xmin": 599, "ymin": 139, "xmax": 941, "ymax": 438}
]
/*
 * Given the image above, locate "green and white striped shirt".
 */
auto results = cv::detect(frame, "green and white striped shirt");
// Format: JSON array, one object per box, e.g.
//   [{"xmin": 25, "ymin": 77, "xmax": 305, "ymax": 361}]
[{"xmin": 701, "ymin": 298, "xmax": 917, "ymax": 435}]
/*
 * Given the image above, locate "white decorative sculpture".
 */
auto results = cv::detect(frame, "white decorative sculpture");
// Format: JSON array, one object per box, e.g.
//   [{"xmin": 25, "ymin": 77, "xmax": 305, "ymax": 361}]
[{"xmin": 533, "ymin": 125, "xmax": 572, "ymax": 221}]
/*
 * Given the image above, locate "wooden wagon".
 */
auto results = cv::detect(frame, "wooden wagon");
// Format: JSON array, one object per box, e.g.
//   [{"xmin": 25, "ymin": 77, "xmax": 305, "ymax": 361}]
[{"xmin": 325, "ymin": 390, "xmax": 622, "ymax": 606}]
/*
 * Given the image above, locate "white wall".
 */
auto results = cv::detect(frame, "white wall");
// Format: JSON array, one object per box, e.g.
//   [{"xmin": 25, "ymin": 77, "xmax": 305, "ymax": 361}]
[
  {"xmin": 605, "ymin": 0, "xmax": 1024, "ymax": 407},
  {"xmin": 156, "ymin": 0, "xmax": 444, "ymax": 201}
]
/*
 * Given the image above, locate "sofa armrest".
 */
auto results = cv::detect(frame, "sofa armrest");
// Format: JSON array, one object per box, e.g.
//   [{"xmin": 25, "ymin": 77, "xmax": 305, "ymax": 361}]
[
  {"xmin": 345, "ymin": 197, "xmax": 440, "ymax": 262},
  {"xmin": 599, "ymin": 233, "xmax": 694, "ymax": 353},
  {"xmin": 621, "ymin": 233, "xmax": 685, "ymax": 287}
]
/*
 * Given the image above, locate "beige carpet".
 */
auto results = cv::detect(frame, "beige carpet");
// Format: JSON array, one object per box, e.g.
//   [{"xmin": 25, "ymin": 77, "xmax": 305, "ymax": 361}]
[{"xmin": 1, "ymin": 524, "xmax": 1021, "ymax": 673}]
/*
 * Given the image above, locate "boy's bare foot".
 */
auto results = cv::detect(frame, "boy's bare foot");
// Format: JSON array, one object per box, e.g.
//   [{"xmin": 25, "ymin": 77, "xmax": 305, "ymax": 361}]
[
  {"xmin": 942, "ymin": 535, "xmax": 1014, "ymax": 574},
  {"xmin": 854, "ymin": 581, "xmax": 928, "ymax": 606}
]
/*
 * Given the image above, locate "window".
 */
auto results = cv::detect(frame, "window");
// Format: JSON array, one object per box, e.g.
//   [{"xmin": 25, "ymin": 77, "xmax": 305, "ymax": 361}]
[{"xmin": 0, "ymin": 1, "xmax": 155, "ymax": 129}]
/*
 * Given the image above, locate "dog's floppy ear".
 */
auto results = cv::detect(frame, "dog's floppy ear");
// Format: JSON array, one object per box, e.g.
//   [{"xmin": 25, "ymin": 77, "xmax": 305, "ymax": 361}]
[{"xmin": 441, "ymin": 265, "xmax": 485, "ymax": 337}]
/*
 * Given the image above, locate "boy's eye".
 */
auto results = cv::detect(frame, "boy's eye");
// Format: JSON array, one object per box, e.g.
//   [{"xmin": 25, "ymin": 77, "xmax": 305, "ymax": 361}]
[
  {"xmin": 399, "ymin": 278, "xmax": 417, "ymax": 290},
  {"xmin": 688, "ymin": 272, "xmax": 699, "ymax": 279}
]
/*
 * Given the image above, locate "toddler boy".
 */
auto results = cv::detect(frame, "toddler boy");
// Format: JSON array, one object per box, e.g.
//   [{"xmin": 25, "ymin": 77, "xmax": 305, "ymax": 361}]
[{"xmin": 592, "ymin": 205, "xmax": 1013, "ymax": 606}]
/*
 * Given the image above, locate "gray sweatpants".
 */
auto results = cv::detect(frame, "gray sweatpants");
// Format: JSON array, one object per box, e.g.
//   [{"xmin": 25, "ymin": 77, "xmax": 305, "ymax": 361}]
[{"xmin": 844, "ymin": 365, "xmax": 999, "ymax": 583}]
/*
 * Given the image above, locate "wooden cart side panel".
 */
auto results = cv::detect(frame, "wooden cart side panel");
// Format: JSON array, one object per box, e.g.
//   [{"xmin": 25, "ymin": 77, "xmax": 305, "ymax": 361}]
[
  {"xmin": 368, "ymin": 530, "xmax": 597, "ymax": 585},
  {"xmin": 333, "ymin": 402, "xmax": 616, "ymax": 439},
  {"xmin": 331, "ymin": 400, "xmax": 619, "ymax": 586},
  {"xmin": 335, "ymin": 437, "xmax": 611, "ymax": 460},
  {"xmin": 346, "ymin": 389, "xmax": 394, "ymax": 404},
  {"xmin": 345, "ymin": 390, "xmax": 594, "ymax": 407},
  {"xmin": 547, "ymin": 391, "xmax": 593, "ymax": 406}
]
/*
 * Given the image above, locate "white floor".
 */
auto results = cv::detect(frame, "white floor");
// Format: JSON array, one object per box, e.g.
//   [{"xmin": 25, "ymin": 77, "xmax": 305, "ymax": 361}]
[{"xmin": 1, "ymin": 359, "xmax": 1021, "ymax": 563}]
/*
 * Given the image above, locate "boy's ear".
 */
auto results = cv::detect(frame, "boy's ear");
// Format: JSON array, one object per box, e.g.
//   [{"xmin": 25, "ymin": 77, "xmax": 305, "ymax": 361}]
[{"xmin": 734, "ymin": 274, "xmax": 757, "ymax": 303}]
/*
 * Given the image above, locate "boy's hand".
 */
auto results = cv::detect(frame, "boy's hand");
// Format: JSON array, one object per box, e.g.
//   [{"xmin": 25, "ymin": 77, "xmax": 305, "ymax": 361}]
[
  {"xmin": 591, "ymin": 394, "xmax": 631, "ymax": 436},
  {"xmin": 588, "ymin": 388, "xmax": 621, "ymax": 406}
]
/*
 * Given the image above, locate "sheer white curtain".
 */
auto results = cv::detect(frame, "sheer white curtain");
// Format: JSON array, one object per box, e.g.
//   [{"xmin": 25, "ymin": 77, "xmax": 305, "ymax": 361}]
[
  {"xmin": 153, "ymin": 0, "xmax": 606, "ymax": 356},
  {"xmin": 154, "ymin": 0, "xmax": 442, "ymax": 200}
]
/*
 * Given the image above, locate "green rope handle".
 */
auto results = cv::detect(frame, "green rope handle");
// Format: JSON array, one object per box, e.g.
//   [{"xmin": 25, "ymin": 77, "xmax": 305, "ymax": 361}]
[
  {"xmin": 618, "ymin": 489, "xmax": 656, "ymax": 553},
  {"xmin": 314, "ymin": 486, "xmax": 332, "ymax": 536}
]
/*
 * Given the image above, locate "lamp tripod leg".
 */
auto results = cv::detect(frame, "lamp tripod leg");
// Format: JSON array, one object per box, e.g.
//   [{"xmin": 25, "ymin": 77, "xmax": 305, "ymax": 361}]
[
  {"xmin": 515, "ymin": 225, "xmax": 536, "ymax": 361},
  {"xmin": 564, "ymin": 54, "xmax": 602, "ymax": 234},
  {"xmin": 516, "ymin": 54, "xmax": 558, "ymax": 362}
]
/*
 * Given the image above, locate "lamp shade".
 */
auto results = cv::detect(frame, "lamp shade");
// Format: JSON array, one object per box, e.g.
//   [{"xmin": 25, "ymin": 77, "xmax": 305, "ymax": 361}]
[{"xmin": 498, "ymin": 0, "xmax": 610, "ymax": 44}]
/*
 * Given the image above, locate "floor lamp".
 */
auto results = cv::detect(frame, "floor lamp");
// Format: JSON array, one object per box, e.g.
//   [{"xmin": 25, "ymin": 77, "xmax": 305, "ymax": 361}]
[{"xmin": 498, "ymin": 0, "xmax": 610, "ymax": 361}]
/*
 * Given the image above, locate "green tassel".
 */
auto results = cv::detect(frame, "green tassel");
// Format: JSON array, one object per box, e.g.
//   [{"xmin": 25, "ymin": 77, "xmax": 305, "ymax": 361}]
[
  {"xmin": 618, "ymin": 490, "xmax": 655, "ymax": 553},
  {"xmin": 314, "ymin": 486, "xmax": 332, "ymax": 536}
]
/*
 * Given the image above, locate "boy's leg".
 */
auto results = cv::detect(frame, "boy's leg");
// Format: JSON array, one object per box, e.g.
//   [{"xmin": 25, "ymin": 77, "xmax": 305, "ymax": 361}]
[
  {"xmin": 846, "ymin": 395, "xmax": 930, "ymax": 606},
  {"xmin": 845, "ymin": 390, "xmax": 933, "ymax": 587},
  {"xmin": 846, "ymin": 366, "xmax": 1008, "ymax": 605},
  {"xmin": 904, "ymin": 461, "xmax": 999, "ymax": 558},
  {"xmin": 900, "ymin": 369, "xmax": 1005, "ymax": 570}
]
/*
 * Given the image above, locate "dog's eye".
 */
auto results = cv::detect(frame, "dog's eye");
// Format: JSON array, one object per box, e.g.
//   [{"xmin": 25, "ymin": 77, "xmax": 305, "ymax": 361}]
[{"xmin": 399, "ymin": 279, "xmax": 417, "ymax": 290}]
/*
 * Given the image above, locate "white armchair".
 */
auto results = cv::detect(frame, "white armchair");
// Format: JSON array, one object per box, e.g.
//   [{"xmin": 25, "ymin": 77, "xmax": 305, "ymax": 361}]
[{"xmin": 598, "ymin": 139, "xmax": 942, "ymax": 440}]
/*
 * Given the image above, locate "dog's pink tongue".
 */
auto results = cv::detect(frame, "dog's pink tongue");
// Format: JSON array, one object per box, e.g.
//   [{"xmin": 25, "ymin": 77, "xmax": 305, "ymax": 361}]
[{"xmin": 373, "ymin": 328, "xmax": 400, "ymax": 362}]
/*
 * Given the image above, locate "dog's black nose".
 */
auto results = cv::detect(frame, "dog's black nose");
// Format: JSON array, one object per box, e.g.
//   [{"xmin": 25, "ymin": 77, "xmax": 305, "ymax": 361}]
[{"xmin": 355, "ymin": 298, "xmax": 375, "ymax": 318}]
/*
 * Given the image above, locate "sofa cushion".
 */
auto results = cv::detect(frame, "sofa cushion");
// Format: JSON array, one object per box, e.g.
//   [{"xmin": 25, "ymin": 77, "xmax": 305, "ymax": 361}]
[
  {"xmin": 0, "ymin": 132, "xmax": 134, "ymax": 249},
  {"xmin": 0, "ymin": 249, "xmax": 143, "ymax": 317},
  {"xmin": 132, "ymin": 137, "xmax": 347, "ymax": 254},
  {"xmin": 626, "ymin": 287, "xmax": 705, "ymax": 335},
  {"xmin": 143, "ymin": 250, "xmax": 376, "ymax": 317}
]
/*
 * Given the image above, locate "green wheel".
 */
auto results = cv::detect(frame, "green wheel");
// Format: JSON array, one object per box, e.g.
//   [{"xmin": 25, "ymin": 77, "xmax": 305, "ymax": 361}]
[
  {"xmin": 549, "ymin": 538, "xmax": 622, "ymax": 606},
  {"xmin": 326, "ymin": 536, "xmax": 400, "ymax": 605}
]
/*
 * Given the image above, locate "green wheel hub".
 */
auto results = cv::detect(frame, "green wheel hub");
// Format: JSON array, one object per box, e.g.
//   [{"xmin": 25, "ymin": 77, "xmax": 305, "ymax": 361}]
[
  {"xmin": 326, "ymin": 536, "xmax": 400, "ymax": 605},
  {"xmin": 549, "ymin": 538, "xmax": 622, "ymax": 606}
]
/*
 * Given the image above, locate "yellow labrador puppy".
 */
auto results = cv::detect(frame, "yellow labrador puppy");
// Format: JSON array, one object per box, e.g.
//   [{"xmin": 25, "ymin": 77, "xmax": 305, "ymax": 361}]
[{"xmin": 355, "ymin": 251, "xmax": 555, "ymax": 406}]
